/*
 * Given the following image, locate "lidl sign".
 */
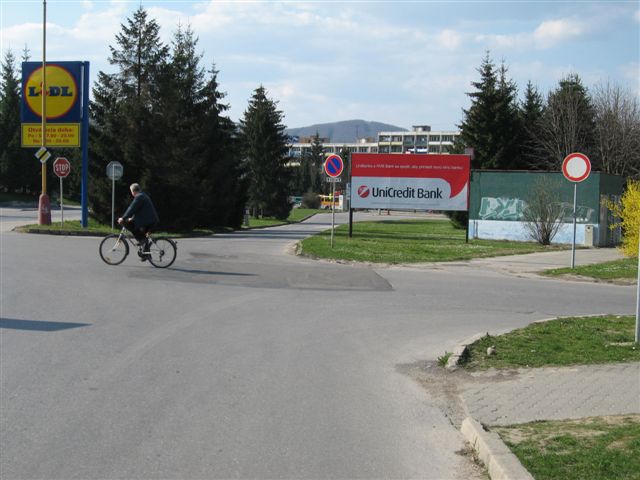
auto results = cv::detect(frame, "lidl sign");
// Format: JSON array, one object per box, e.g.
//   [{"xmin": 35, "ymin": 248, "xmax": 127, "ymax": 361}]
[{"xmin": 21, "ymin": 62, "xmax": 82, "ymax": 147}]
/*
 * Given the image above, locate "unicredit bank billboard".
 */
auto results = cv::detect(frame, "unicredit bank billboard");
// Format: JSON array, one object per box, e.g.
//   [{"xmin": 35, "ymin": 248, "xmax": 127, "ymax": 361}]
[{"xmin": 351, "ymin": 153, "xmax": 470, "ymax": 211}]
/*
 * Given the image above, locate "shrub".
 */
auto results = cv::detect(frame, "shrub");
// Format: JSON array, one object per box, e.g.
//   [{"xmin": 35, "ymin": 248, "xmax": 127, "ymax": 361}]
[
  {"xmin": 302, "ymin": 192, "xmax": 321, "ymax": 209},
  {"xmin": 522, "ymin": 178, "xmax": 564, "ymax": 245},
  {"xmin": 608, "ymin": 180, "xmax": 640, "ymax": 258}
]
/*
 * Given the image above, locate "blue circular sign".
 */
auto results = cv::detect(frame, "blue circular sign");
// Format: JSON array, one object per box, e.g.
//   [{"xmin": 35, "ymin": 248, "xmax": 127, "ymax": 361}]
[{"xmin": 324, "ymin": 155, "xmax": 344, "ymax": 177}]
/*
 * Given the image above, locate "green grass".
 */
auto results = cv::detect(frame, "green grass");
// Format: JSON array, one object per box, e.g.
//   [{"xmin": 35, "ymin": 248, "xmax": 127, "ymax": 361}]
[
  {"xmin": 544, "ymin": 258, "xmax": 638, "ymax": 281},
  {"xmin": 15, "ymin": 208, "xmax": 321, "ymax": 235},
  {"xmin": 462, "ymin": 315, "xmax": 640, "ymax": 370},
  {"xmin": 244, "ymin": 208, "xmax": 321, "ymax": 228},
  {"xmin": 300, "ymin": 219, "xmax": 566, "ymax": 263},
  {"xmin": 493, "ymin": 415, "xmax": 640, "ymax": 480}
]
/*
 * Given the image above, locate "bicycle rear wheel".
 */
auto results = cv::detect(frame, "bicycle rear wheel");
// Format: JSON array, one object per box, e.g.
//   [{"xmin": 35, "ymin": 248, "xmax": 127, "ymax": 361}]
[
  {"xmin": 99, "ymin": 234, "xmax": 129, "ymax": 265},
  {"xmin": 147, "ymin": 237, "xmax": 177, "ymax": 268}
]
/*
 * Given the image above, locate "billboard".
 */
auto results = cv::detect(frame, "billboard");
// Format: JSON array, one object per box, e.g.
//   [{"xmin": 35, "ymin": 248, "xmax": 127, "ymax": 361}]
[
  {"xmin": 350, "ymin": 153, "xmax": 470, "ymax": 211},
  {"xmin": 21, "ymin": 61, "xmax": 83, "ymax": 147}
]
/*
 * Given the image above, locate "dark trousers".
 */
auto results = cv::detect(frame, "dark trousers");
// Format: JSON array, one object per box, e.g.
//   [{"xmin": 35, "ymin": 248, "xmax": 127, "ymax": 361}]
[{"xmin": 123, "ymin": 219, "xmax": 153, "ymax": 247}]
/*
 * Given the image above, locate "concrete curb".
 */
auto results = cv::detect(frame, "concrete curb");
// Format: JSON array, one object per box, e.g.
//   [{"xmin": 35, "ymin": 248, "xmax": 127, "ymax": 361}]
[
  {"xmin": 450, "ymin": 331, "xmax": 536, "ymax": 479},
  {"xmin": 445, "ymin": 332, "xmax": 485, "ymax": 370},
  {"xmin": 461, "ymin": 417, "xmax": 534, "ymax": 480}
]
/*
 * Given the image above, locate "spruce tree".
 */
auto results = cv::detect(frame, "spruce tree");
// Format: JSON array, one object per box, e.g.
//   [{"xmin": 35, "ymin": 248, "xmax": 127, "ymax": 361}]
[
  {"xmin": 458, "ymin": 52, "xmax": 523, "ymax": 170},
  {"xmin": 309, "ymin": 133, "xmax": 325, "ymax": 193},
  {"xmin": 89, "ymin": 7, "xmax": 169, "ymax": 225},
  {"xmin": 0, "ymin": 50, "xmax": 39, "ymax": 194},
  {"xmin": 519, "ymin": 81, "xmax": 546, "ymax": 169},
  {"xmin": 239, "ymin": 86, "xmax": 292, "ymax": 219}
]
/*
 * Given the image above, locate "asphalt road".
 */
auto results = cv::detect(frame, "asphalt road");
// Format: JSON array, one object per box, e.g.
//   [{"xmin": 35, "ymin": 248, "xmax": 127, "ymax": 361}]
[{"xmin": 1, "ymin": 210, "xmax": 635, "ymax": 479}]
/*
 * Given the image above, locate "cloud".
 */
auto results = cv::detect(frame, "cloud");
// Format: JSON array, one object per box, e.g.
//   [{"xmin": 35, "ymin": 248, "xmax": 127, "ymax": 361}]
[
  {"xmin": 533, "ymin": 19, "xmax": 585, "ymax": 48},
  {"xmin": 436, "ymin": 29, "xmax": 463, "ymax": 50},
  {"xmin": 476, "ymin": 16, "xmax": 587, "ymax": 50}
]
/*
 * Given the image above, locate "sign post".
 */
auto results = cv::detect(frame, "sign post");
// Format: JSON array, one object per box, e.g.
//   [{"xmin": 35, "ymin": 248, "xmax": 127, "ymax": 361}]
[
  {"xmin": 106, "ymin": 161, "xmax": 123, "ymax": 230},
  {"xmin": 324, "ymin": 154, "xmax": 344, "ymax": 248},
  {"xmin": 53, "ymin": 157, "xmax": 70, "ymax": 226},
  {"xmin": 636, "ymin": 226, "xmax": 639, "ymax": 343},
  {"xmin": 562, "ymin": 153, "xmax": 591, "ymax": 268}
]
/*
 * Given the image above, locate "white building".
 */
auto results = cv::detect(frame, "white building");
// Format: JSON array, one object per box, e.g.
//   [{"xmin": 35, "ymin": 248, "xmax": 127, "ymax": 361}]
[{"xmin": 288, "ymin": 125, "xmax": 459, "ymax": 159}]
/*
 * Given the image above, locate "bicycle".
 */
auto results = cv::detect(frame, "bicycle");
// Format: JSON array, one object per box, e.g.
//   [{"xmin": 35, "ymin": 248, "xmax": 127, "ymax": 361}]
[{"xmin": 99, "ymin": 227, "xmax": 177, "ymax": 268}]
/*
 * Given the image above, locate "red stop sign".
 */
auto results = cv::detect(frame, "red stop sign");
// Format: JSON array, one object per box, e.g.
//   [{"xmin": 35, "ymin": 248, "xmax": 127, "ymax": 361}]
[{"xmin": 53, "ymin": 157, "xmax": 71, "ymax": 178}]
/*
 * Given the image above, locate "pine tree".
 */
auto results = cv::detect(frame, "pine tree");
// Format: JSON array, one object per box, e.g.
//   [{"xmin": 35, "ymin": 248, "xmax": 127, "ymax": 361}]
[
  {"xmin": 519, "ymin": 81, "xmax": 547, "ymax": 169},
  {"xmin": 239, "ymin": 86, "xmax": 292, "ymax": 219},
  {"xmin": 89, "ymin": 7, "xmax": 169, "ymax": 225},
  {"xmin": 0, "ymin": 50, "xmax": 37, "ymax": 194},
  {"xmin": 309, "ymin": 133, "xmax": 325, "ymax": 193},
  {"xmin": 458, "ymin": 52, "xmax": 523, "ymax": 170}
]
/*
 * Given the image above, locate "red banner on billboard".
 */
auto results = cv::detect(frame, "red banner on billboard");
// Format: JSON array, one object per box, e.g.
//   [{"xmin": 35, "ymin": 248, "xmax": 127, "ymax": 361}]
[{"xmin": 351, "ymin": 154, "xmax": 470, "ymax": 211}]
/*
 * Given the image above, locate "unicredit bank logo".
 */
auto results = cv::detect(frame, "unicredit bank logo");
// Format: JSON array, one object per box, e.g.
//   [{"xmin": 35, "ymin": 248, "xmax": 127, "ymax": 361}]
[{"xmin": 357, "ymin": 185, "xmax": 370, "ymax": 198}]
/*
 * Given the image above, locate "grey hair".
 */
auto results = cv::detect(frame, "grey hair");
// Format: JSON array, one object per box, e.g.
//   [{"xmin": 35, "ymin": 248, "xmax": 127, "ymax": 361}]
[{"xmin": 130, "ymin": 183, "xmax": 141, "ymax": 193}]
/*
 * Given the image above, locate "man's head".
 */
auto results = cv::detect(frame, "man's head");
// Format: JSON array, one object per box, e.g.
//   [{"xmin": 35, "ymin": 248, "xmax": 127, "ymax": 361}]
[{"xmin": 130, "ymin": 183, "xmax": 141, "ymax": 196}]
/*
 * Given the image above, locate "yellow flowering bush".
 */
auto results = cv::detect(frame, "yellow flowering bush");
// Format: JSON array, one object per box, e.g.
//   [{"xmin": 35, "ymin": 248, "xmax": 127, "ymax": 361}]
[{"xmin": 608, "ymin": 180, "xmax": 640, "ymax": 258}]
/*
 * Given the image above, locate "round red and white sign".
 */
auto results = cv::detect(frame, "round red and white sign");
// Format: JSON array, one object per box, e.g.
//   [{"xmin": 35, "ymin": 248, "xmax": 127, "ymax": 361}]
[
  {"xmin": 562, "ymin": 153, "xmax": 591, "ymax": 182},
  {"xmin": 53, "ymin": 157, "xmax": 71, "ymax": 178}
]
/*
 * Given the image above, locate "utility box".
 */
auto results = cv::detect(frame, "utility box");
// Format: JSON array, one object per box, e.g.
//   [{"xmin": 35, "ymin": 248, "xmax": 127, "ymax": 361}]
[{"xmin": 584, "ymin": 224, "xmax": 597, "ymax": 247}]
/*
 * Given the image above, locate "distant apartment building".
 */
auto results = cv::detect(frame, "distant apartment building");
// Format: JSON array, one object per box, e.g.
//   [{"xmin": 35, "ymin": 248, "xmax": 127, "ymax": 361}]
[{"xmin": 288, "ymin": 125, "xmax": 459, "ymax": 159}]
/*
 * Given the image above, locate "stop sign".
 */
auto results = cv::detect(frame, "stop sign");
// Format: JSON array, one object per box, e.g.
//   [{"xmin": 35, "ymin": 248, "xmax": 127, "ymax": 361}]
[{"xmin": 53, "ymin": 157, "xmax": 71, "ymax": 178}]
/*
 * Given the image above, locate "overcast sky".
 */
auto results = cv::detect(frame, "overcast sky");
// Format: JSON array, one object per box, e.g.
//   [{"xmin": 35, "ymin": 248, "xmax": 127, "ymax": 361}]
[{"xmin": 1, "ymin": 0, "xmax": 639, "ymax": 131}]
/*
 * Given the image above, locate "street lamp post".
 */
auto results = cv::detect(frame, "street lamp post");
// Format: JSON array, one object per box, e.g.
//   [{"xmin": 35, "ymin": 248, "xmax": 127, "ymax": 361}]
[{"xmin": 38, "ymin": 0, "xmax": 51, "ymax": 225}]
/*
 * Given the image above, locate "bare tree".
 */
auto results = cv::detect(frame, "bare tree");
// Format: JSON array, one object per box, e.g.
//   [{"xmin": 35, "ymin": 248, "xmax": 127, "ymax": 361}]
[
  {"xmin": 522, "ymin": 178, "xmax": 564, "ymax": 245},
  {"xmin": 592, "ymin": 81, "xmax": 640, "ymax": 179}
]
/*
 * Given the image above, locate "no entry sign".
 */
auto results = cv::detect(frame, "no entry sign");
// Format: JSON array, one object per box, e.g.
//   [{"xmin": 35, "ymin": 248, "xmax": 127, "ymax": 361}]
[{"xmin": 562, "ymin": 153, "xmax": 591, "ymax": 182}]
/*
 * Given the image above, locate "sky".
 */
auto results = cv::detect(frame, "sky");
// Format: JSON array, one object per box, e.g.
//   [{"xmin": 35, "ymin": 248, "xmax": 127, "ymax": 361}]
[{"xmin": 1, "ymin": 0, "xmax": 639, "ymax": 132}]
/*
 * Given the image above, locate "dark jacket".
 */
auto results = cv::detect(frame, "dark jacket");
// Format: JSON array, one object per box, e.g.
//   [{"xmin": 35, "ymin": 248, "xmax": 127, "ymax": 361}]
[{"xmin": 122, "ymin": 192, "xmax": 159, "ymax": 229}]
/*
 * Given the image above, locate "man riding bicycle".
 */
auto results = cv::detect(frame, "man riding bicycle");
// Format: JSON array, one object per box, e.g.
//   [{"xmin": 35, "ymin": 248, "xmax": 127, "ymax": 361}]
[{"xmin": 117, "ymin": 183, "xmax": 159, "ymax": 261}]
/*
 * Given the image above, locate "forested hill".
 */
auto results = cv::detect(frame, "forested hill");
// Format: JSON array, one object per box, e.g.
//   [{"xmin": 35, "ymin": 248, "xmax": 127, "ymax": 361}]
[{"xmin": 286, "ymin": 119, "xmax": 406, "ymax": 143}]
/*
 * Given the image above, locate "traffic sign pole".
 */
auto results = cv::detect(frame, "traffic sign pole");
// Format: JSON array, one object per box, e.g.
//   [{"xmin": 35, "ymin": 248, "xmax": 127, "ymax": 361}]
[
  {"xmin": 59, "ymin": 175, "xmax": 64, "ymax": 226},
  {"xmin": 331, "ymin": 181, "xmax": 336, "ymax": 249},
  {"xmin": 562, "ymin": 153, "xmax": 591, "ymax": 269},
  {"xmin": 112, "ymin": 175, "xmax": 115, "ymax": 230},
  {"xmin": 571, "ymin": 183, "xmax": 577, "ymax": 268},
  {"xmin": 636, "ymin": 226, "xmax": 639, "ymax": 343}
]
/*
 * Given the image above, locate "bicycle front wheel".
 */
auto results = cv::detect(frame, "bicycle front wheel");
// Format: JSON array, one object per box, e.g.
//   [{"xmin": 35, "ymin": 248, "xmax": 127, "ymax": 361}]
[
  {"xmin": 99, "ymin": 234, "xmax": 129, "ymax": 265},
  {"xmin": 147, "ymin": 237, "xmax": 177, "ymax": 268}
]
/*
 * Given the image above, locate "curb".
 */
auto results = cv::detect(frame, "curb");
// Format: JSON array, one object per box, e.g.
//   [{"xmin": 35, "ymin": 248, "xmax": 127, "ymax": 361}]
[
  {"xmin": 461, "ymin": 417, "xmax": 534, "ymax": 480},
  {"xmin": 445, "ymin": 332, "xmax": 485, "ymax": 370},
  {"xmin": 449, "ymin": 332, "xmax": 535, "ymax": 479}
]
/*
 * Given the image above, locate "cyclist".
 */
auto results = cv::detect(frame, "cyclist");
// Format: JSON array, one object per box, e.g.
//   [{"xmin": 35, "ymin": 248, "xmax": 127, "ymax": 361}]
[{"xmin": 117, "ymin": 183, "xmax": 159, "ymax": 261}]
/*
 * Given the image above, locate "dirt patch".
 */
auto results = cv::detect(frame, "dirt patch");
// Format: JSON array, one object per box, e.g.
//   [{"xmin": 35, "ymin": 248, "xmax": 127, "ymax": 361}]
[{"xmin": 492, "ymin": 414, "xmax": 640, "ymax": 447}]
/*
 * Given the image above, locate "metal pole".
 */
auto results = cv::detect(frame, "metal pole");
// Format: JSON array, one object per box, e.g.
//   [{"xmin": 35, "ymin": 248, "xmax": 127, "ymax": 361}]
[
  {"xmin": 59, "ymin": 176, "xmax": 64, "ymax": 226},
  {"xmin": 571, "ymin": 183, "xmax": 577, "ymax": 268},
  {"xmin": 80, "ymin": 61, "xmax": 90, "ymax": 228},
  {"xmin": 635, "ymin": 225, "xmax": 639, "ymax": 343},
  {"xmin": 111, "ymin": 175, "xmax": 115, "ymax": 230},
  {"xmin": 41, "ymin": 0, "xmax": 46, "ymax": 195},
  {"xmin": 38, "ymin": 0, "xmax": 52, "ymax": 225},
  {"xmin": 331, "ymin": 181, "xmax": 335, "ymax": 248}
]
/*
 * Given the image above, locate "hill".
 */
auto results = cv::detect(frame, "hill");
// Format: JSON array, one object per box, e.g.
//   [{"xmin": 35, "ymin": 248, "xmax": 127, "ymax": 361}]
[{"xmin": 286, "ymin": 119, "xmax": 406, "ymax": 143}]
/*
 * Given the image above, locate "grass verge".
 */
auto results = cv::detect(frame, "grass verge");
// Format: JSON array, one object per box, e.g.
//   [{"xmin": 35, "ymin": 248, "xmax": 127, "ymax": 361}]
[
  {"xmin": 300, "ymin": 219, "xmax": 566, "ymax": 263},
  {"xmin": 544, "ymin": 257, "xmax": 638, "ymax": 282},
  {"xmin": 14, "ymin": 209, "xmax": 321, "ymax": 235},
  {"xmin": 493, "ymin": 415, "xmax": 640, "ymax": 480},
  {"xmin": 243, "ymin": 208, "xmax": 320, "ymax": 228},
  {"xmin": 461, "ymin": 315, "xmax": 639, "ymax": 370}
]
